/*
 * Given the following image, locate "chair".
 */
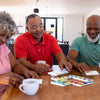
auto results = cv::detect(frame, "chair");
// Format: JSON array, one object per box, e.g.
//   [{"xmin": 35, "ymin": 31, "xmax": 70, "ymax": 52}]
[
  {"xmin": 8, "ymin": 43, "xmax": 69, "ymax": 65},
  {"xmin": 8, "ymin": 44, "xmax": 15, "ymax": 56},
  {"xmin": 53, "ymin": 44, "xmax": 69, "ymax": 65}
]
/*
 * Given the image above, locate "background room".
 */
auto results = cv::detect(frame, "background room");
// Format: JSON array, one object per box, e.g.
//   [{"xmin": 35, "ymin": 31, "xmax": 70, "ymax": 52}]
[{"xmin": 0, "ymin": 0, "xmax": 100, "ymax": 46}]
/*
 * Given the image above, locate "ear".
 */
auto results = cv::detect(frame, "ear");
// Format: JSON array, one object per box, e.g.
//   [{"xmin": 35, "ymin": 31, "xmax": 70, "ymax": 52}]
[{"xmin": 26, "ymin": 26, "xmax": 29, "ymax": 31}]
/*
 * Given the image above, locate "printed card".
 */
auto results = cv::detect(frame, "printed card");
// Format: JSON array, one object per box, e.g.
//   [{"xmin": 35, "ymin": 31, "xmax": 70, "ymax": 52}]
[{"xmin": 85, "ymin": 71, "xmax": 99, "ymax": 76}]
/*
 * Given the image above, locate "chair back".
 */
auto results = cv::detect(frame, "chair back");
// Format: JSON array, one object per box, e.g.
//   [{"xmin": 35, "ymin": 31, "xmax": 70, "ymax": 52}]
[{"xmin": 53, "ymin": 44, "xmax": 69, "ymax": 65}]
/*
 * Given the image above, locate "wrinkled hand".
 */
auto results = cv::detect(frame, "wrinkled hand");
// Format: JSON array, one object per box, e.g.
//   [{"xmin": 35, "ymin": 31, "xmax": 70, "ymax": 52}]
[
  {"xmin": 0, "ymin": 72, "xmax": 24, "ymax": 87},
  {"xmin": 75, "ymin": 63, "xmax": 90, "ymax": 72},
  {"xmin": 23, "ymin": 70, "xmax": 38, "ymax": 78},
  {"xmin": 58, "ymin": 60, "xmax": 72, "ymax": 71},
  {"xmin": 34, "ymin": 64, "xmax": 51, "ymax": 75}
]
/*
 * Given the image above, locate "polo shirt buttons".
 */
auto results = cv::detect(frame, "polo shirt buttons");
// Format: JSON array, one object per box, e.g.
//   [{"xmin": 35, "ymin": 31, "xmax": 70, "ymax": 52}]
[{"xmin": 38, "ymin": 45, "xmax": 40, "ymax": 52}]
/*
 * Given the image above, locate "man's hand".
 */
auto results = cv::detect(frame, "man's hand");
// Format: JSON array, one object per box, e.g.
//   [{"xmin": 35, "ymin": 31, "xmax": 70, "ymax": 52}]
[
  {"xmin": 0, "ymin": 72, "xmax": 24, "ymax": 87},
  {"xmin": 58, "ymin": 60, "xmax": 72, "ymax": 71},
  {"xmin": 75, "ymin": 63, "xmax": 90, "ymax": 72},
  {"xmin": 34, "ymin": 64, "xmax": 51, "ymax": 75}
]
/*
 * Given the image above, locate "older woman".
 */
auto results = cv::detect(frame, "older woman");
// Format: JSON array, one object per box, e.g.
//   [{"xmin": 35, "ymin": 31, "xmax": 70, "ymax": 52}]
[{"xmin": 0, "ymin": 12, "xmax": 38, "ymax": 96}]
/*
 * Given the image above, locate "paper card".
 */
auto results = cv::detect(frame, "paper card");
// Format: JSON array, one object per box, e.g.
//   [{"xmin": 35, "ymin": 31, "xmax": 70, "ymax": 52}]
[
  {"xmin": 48, "ymin": 71, "xmax": 68, "ymax": 76},
  {"xmin": 99, "ymin": 63, "xmax": 100, "ymax": 68},
  {"xmin": 85, "ymin": 71, "xmax": 99, "ymax": 76},
  {"xmin": 52, "ymin": 65, "xmax": 68, "ymax": 72},
  {"xmin": 48, "ymin": 65, "xmax": 69, "ymax": 76}
]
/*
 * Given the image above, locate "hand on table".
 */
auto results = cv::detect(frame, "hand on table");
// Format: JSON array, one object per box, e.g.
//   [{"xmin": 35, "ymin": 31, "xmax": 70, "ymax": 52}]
[
  {"xmin": 34, "ymin": 63, "xmax": 51, "ymax": 75},
  {"xmin": 58, "ymin": 60, "xmax": 72, "ymax": 71},
  {"xmin": 75, "ymin": 63, "xmax": 90, "ymax": 72},
  {"xmin": 23, "ymin": 70, "xmax": 38, "ymax": 78},
  {"xmin": 0, "ymin": 72, "xmax": 24, "ymax": 87}
]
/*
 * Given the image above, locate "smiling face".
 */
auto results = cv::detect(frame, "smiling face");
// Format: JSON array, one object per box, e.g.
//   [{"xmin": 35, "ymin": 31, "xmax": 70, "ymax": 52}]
[
  {"xmin": 26, "ymin": 17, "xmax": 44, "ymax": 43},
  {"xmin": 0, "ymin": 12, "xmax": 18, "ymax": 46},
  {"xmin": 86, "ymin": 15, "xmax": 100, "ymax": 42},
  {"xmin": 0, "ymin": 31, "xmax": 11, "ymax": 46}
]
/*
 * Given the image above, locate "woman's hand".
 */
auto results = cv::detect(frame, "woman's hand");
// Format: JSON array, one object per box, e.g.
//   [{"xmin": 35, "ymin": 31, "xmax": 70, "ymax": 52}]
[{"xmin": 0, "ymin": 72, "xmax": 24, "ymax": 87}]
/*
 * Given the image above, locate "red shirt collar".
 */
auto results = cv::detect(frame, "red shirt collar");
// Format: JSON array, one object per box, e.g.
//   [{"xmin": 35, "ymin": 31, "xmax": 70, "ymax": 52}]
[{"xmin": 27, "ymin": 32, "xmax": 46, "ymax": 45}]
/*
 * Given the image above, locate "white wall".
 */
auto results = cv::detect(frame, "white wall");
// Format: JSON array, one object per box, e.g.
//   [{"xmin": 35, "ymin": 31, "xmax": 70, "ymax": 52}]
[
  {"xmin": 84, "ymin": 7, "xmax": 100, "ymax": 24},
  {"xmin": 63, "ymin": 15, "xmax": 84, "ymax": 45},
  {"xmin": 10, "ymin": 12, "xmax": 26, "ymax": 34},
  {"xmin": 10, "ymin": 12, "xmax": 84, "ymax": 45}
]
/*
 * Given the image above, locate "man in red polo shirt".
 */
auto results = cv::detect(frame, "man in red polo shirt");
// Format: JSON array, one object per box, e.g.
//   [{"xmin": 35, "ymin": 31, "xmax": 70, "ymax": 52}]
[{"xmin": 14, "ymin": 14, "xmax": 72, "ymax": 75}]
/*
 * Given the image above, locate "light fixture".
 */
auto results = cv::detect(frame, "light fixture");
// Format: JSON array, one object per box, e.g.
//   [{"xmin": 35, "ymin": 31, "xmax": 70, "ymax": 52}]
[
  {"xmin": 34, "ymin": 0, "xmax": 39, "ymax": 13},
  {"xmin": 34, "ymin": 8, "xmax": 39, "ymax": 13}
]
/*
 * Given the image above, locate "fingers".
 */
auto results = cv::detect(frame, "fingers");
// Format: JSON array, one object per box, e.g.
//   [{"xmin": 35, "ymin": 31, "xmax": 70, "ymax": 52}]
[
  {"xmin": 24, "ymin": 70, "xmax": 38, "ymax": 79},
  {"xmin": 0, "ymin": 77, "xmax": 9, "ymax": 85},
  {"xmin": 68, "ymin": 62, "xmax": 72, "ymax": 69},
  {"xmin": 8, "ymin": 73, "xmax": 24, "ymax": 86},
  {"xmin": 84, "ymin": 64, "xmax": 90, "ymax": 72},
  {"xmin": 76, "ymin": 63, "xmax": 90, "ymax": 72},
  {"xmin": 82, "ymin": 65, "xmax": 90, "ymax": 72},
  {"xmin": 32, "ymin": 73, "xmax": 38, "ymax": 78},
  {"xmin": 34, "ymin": 64, "xmax": 50, "ymax": 74},
  {"xmin": 29, "ymin": 71, "xmax": 38, "ymax": 79},
  {"xmin": 59, "ymin": 62, "xmax": 64, "ymax": 70},
  {"xmin": 0, "ymin": 72, "xmax": 24, "ymax": 86},
  {"xmin": 9, "ymin": 78, "xmax": 22, "ymax": 87},
  {"xmin": 37, "ymin": 70, "xmax": 45, "ymax": 75},
  {"xmin": 12, "ymin": 73, "xmax": 24, "ymax": 81},
  {"xmin": 9, "ymin": 79, "xmax": 20, "ymax": 87},
  {"xmin": 59, "ymin": 60, "xmax": 72, "ymax": 71},
  {"xmin": 65, "ymin": 62, "xmax": 72, "ymax": 71},
  {"xmin": 41, "ymin": 64, "xmax": 50, "ymax": 72},
  {"xmin": 78, "ymin": 67, "xmax": 83, "ymax": 72},
  {"xmin": 82, "ymin": 64, "xmax": 90, "ymax": 72}
]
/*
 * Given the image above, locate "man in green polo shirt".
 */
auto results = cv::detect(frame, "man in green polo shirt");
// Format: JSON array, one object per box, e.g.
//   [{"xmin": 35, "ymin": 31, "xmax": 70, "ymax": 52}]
[{"xmin": 68, "ymin": 15, "xmax": 100, "ymax": 72}]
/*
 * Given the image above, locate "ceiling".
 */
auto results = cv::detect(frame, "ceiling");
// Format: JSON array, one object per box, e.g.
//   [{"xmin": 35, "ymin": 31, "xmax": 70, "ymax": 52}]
[{"xmin": 0, "ymin": 0, "xmax": 100, "ymax": 15}]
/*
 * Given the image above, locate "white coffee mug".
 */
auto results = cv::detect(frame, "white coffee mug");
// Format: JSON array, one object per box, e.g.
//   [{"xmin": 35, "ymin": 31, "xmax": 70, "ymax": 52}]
[
  {"xmin": 19, "ymin": 79, "xmax": 39, "ymax": 95},
  {"xmin": 99, "ymin": 63, "xmax": 100, "ymax": 68},
  {"xmin": 36, "ymin": 60, "xmax": 46, "ymax": 64}
]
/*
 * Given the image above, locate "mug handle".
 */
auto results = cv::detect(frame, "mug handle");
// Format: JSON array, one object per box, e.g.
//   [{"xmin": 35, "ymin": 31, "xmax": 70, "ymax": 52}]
[{"xmin": 19, "ymin": 84, "xmax": 26, "ymax": 94}]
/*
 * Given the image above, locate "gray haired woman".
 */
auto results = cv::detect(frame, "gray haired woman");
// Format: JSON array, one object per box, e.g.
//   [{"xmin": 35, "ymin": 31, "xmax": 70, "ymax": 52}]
[{"xmin": 0, "ymin": 12, "xmax": 38, "ymax": 96}]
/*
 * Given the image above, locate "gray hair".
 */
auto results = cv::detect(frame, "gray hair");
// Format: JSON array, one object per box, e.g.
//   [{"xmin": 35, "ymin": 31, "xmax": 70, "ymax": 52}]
[
  {"xmin": 0, "ymin": 11, "xmax": 18, "ymax": 36},
  {"xmin": 26, "ymin": 14, "xmax": 40, "ymax": 25}
]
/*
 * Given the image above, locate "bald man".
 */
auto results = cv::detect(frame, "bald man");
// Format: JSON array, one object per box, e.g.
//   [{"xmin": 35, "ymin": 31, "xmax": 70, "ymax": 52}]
[{"xmin": 68, "ymin": 15, "xmax": 100, "ymax": 72}]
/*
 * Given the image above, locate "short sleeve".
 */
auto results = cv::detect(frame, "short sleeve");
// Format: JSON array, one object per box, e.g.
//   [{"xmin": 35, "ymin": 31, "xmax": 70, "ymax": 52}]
[
  {"xmin": 70, "ymin": 37, "xmax": 81, "ymax": 52},
  {"xmin": 14, "ymin": 36, "xmax": 28, "ymax": 59},
  {"xmin": 0, "ymin": 44, "xmax": 10, "ymax": 57},
  {"xmin": 0, "ymin": 44, "xmax": 11, "ymax": 74}
]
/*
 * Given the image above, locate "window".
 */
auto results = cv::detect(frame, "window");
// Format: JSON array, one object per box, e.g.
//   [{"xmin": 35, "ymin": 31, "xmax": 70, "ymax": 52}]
[{"xmin": 41, "ymin": 17, "xmax": 64, "ymax": 41}]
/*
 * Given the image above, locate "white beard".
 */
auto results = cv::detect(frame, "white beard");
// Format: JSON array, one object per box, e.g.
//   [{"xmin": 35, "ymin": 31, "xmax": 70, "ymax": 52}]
[{"xmin": 87, "ymin": 34, "xmax": 100, "ymax": 43}]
